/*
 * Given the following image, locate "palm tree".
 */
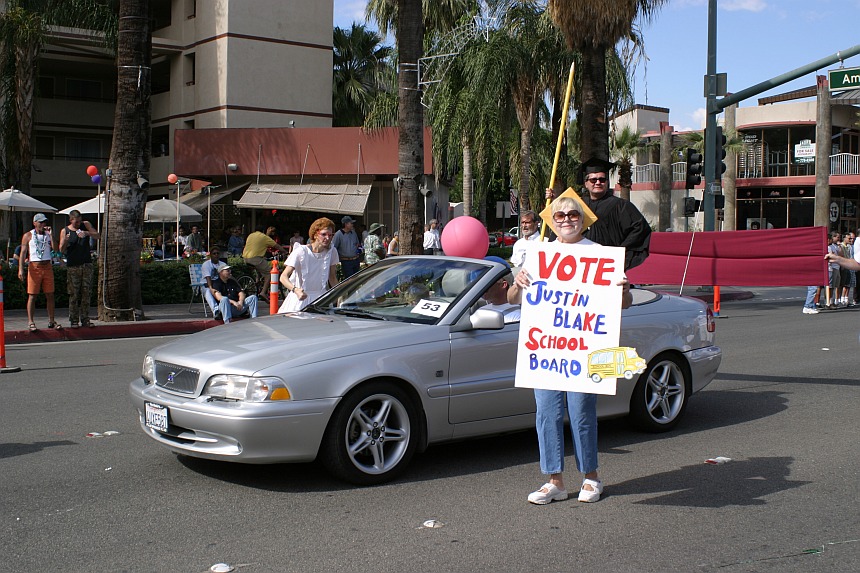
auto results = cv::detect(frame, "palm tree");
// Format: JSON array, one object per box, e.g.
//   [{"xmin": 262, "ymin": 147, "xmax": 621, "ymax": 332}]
[
  {"xmin": 332, "ymin": 23, "xmax": 392, "ymax": 127},
  {"xmin": 0, "ymin": 0, "xmax": 115, "ymax": 194},
  {"xmin": 366, "ymin": 0, "xmax": 477, "ymax": 253},
  {"xmin": 545, "ymin": 0, "xmax": 666, "ymax": 164},
  {"xmin": 98, "ymin": 0, "xmax": 149, "ymax": 322},
  {"xmin": 611, "ymin": 125, "xmax": 649, "ymax": 201}
]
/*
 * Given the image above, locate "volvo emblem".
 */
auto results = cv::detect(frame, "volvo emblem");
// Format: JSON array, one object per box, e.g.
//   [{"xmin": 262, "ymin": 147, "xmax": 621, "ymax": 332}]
[{"xmin": 167, "ymin": 371, "xmax": 176, "ymax": 383}]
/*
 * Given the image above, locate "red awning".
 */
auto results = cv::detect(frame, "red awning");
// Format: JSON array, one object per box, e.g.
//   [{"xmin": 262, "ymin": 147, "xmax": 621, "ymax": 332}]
[{"xmin": 627, "ymin": 227, "xmax": 829, "ymax": 286}]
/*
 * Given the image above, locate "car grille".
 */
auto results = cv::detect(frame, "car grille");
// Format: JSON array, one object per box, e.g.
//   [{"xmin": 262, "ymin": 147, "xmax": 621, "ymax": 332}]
[{"xmin": 154, "ymin": 361, "xmax": 200, "ymax": 394}]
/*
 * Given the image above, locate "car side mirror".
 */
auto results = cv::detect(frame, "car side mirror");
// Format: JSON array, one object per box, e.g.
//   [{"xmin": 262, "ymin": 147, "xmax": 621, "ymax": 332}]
[{"xmin": 469, "ymin": 308, "xmax": 505, "ymax": 330}]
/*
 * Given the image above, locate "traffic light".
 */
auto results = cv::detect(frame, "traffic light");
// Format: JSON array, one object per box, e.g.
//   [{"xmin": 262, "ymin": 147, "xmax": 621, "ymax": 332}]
[
  {"xmin": 714, "ymin": 126, "xmax": 727, "ymax": 179},
  {"xmin": 683, "ymin": 197, "xmax": 701, "ymax": 217},
  {"xmin": 685, "ymin": 148, "xmax": 703, "ymax": 189},
  {"xmin": 714, "ymin": 194, "xmax": 725, "ymax": 209}
]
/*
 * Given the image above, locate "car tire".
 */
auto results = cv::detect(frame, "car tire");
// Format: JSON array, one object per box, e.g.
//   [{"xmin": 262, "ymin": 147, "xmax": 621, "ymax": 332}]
[
  {"xmin": 629, "ymin": 353, "xmax": 691, "ymax": 433},
  {"xmin": 320, "ymin": 381, "xmax": 419, "ymax": 485}
]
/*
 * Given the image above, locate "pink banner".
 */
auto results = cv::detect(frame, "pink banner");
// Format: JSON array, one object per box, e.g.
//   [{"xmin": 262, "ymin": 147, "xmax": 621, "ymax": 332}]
[{"xmin": 626, "ymin": 227, "xmax": 829, "ymax": 286}]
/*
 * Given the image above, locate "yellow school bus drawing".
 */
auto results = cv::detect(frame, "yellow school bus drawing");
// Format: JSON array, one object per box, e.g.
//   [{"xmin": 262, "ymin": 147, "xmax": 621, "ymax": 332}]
[{"xmin": 587, "ymin": 347, "xmax": 647, "ymax": 383}]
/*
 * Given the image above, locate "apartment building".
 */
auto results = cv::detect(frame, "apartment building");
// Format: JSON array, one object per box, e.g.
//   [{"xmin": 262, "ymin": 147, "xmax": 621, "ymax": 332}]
[
  {"xmin": 30, "ymin": 0, "xmax": 333, "ymax": 209},
  {"xmin": 616, "ymin": 90, "xmax": 860, "ymax": 234}
]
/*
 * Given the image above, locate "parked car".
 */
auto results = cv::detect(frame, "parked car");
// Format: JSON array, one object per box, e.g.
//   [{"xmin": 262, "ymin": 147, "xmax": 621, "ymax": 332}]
[
  {"xmin": 130, "ymin": 256, "xmax": 722, "ymax": 485},
  {"xmin": 490, "ymin": 231, "xmax": 517, "ymax": 247}
]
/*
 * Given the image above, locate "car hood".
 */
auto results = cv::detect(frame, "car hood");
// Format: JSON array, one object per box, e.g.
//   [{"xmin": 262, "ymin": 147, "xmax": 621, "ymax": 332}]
[{"xmin": 149, "ymin": 314, "xmax": 445, "ymax": 375}]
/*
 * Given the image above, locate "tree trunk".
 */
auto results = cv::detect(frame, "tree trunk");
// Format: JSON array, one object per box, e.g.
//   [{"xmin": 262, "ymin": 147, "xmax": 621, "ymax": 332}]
[
  {"xmin": 723, "ymin": 103, "xmax": 737, "ymax": 230},
  {"xmin": 98, "ymin": 0, "xmax": 151, "ymax": 322},
  {"xmin": 658, "ymin": 121, "xmax": 672, "ymax": 232},
  {"xmin": 14, "ymin": 40, "xmax": 38, "ymax": 195},
  {"xmin": 519, "ymin": 127, "xmax": 532, "ymax": 213},
  {"xmin": 579, "ymin": 45, "xmax": 609, "ymax": 166},
  {"xmin": 396, "ymin": 0, "xmax": 424, "ymax": 254},
  {"xmin": 462, "ymin": 140, "xmax": 472, "ymax": 217},
  {"xmin": 814, "ymin": 75, "xmax": 831, "ymax": 229}
]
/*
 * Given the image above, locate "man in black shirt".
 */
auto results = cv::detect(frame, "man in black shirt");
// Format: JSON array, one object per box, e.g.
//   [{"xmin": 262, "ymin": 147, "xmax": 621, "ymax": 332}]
[
  {"xmin": 59, "ymin": 209, "xmax": 99, "ymax": 328},
  {"xmin": 210, "ymin": 263, "xmax": 258, "ymax": 323},
  {"xmin": 578, "ymin": 157, "xmax": 651, "ymax": 271}
]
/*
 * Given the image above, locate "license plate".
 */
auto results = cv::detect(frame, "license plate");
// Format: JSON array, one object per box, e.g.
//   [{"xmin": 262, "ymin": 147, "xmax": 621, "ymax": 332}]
[{"xmin": 145, "ymin": 402, "xmax": 169, "ymax": 432}]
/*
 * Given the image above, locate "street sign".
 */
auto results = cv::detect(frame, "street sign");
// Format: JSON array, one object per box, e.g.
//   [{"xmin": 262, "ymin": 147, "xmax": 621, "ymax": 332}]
[{"xmin": 829, "ymin": 66, "xmax": 860, "ymax": 91}]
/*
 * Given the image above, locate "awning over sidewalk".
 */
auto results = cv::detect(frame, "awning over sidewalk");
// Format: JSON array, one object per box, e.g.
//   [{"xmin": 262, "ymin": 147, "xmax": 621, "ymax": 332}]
[
  {"xmin": 235, "ymin": 182, "xmax": 371, "ymax": 215},
  {"xmin": 182, "ymin": 182, "xmax": 250, "ymax": 211}
]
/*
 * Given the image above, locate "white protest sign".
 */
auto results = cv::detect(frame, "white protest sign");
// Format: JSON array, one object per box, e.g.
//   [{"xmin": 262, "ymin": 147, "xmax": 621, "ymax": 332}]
[{"xmin": 514, "ymin": 240, "xmax": 627, "ymax": 395}]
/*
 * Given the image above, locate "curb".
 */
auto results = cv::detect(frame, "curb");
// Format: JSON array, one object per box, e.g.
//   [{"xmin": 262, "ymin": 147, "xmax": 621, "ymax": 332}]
[{"xmin": 4, "ymin": 319, "xmax": 218, "ymax": 345}]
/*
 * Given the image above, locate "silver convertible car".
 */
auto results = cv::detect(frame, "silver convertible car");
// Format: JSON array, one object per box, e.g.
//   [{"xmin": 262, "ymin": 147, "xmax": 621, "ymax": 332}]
[{"xmin": 130, "ymin": 256, "xmax": 721, "ymax": 485}]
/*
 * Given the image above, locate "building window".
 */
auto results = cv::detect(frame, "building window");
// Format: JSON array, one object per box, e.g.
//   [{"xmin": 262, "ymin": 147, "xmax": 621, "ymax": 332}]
[
  {"xmin": 66, "ymin": 78, "xmax": 102, "ymax": 101},
  {"xmin": 35, "ymin": 136, "xmax": 54, "ymax": 159},
  {"xmin": 66, "ymin": 138, "xmax": 101, "ymax": 161},
  {"xmin": 762, "ymin": 128, "xmax": 789, "ymax": 177},
  {"xmin": 184, "ymin": 53, "xmax": 196, "ymax": 86}
]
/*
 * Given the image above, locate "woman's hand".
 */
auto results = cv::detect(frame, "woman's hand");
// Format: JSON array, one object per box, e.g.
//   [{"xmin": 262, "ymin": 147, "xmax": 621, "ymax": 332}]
[{"xmin": 514, "ymin": 268, "xmax": 532, "ymax": 290}]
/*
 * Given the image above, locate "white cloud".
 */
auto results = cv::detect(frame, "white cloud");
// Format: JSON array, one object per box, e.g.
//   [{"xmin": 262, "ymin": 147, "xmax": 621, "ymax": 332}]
[
  {"xmin": 334, "ymin": 0, "xmax": 367, "ymax": 27},
  {"xmin": 692, "ymin": 108, "xmax": 707, "ymax": 129},
  {"xmin": 721, "ymin": 0, "xmax": 767, "ymax": 12}
]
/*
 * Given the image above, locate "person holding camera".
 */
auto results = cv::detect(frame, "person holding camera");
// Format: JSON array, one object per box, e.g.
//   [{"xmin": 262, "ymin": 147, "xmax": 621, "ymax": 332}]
[
  {"xmin": 19, "ymin": 213, "xmax": 61, "ymax": 332},
  {"xmin": 60, "ymin": 209, "xmax": 99, "ymax": 328}
]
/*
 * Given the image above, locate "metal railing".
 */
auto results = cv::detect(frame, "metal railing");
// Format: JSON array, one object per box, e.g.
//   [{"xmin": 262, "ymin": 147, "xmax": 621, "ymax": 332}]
[{"xmin": 632, "ymin": 154, "xmax": 860, "ymax": 182}]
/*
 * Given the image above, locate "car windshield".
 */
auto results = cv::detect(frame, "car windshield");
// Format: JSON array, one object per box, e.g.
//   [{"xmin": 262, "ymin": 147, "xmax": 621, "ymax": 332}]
[{"xmin": 312, "ymin": 257, "xmax": 492, "ymax": 324}]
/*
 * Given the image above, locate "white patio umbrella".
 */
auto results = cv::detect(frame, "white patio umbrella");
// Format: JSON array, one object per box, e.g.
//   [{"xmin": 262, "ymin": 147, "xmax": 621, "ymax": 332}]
[
  {"xmin": 0, "ymin": 188, "xmax": 58, "ymax": 213},
  {"xmin": 144, "ymin": 198, "xmax": 202, "ymax": 223},
  {"xmin": 145, "ymin": 198, "xmax": 202, "ymax": 259},
  {"xmin": 0, "ymin": 188, "xmax": 58, "ymax": 259},
  {"xmin": 59, "ymin": 193, "xmax": 106, "ymax": 215}
]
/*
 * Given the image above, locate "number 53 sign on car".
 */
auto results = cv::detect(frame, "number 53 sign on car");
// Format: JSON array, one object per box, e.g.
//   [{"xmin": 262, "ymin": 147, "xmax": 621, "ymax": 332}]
[{"xmin": 515, "ymin": 241, "xmax": 643, "ymax": 395}]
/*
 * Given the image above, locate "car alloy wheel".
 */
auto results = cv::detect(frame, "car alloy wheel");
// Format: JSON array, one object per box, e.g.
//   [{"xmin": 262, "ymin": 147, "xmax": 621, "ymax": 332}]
[
  {"xmin": 321, "ymin": 382, "xmax": 418, "ymax": 485},
  {"xmin": 629, "ymin": 353, "xmax": 690, "ymax": 432}
]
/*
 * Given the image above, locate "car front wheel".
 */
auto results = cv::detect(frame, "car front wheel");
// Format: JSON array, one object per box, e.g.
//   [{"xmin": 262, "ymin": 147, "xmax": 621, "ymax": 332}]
[
  {"xmin": 320, "ymin": 382, "xmax": 418, "ymax": 485},
  {"xmin": 629, "ymin": 353, "xmax": 690, "ymax": 432}
]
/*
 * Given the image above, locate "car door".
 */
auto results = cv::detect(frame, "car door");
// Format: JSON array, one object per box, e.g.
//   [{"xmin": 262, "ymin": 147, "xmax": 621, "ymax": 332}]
[{"xmin": 447, "ymin": 320, "xmax": 535, "ymax": 428}]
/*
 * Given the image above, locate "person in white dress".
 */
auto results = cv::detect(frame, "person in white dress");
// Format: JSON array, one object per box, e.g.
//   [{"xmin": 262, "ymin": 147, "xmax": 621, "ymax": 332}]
[{"xmin": 278, "ymin": 218, "xmax": 339, "ymax": 312}]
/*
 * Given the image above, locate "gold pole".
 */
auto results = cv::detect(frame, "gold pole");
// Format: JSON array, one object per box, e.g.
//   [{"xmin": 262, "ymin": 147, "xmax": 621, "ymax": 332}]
[{"xmin": 541, "ymin": 61, "xmax": 575, "ymax": 240}]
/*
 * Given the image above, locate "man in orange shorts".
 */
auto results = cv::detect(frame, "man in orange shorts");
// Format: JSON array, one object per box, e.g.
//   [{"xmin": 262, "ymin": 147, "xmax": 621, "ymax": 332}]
[{"xmin": 18, "ymin": 213, "xmax": 61, "ymax": 332}]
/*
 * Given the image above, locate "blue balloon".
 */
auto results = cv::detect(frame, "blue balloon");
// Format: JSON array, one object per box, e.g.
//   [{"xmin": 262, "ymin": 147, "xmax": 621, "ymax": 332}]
[{"xmin": 91, "ymin": 174, "xmax": 102, "ymax": 184}]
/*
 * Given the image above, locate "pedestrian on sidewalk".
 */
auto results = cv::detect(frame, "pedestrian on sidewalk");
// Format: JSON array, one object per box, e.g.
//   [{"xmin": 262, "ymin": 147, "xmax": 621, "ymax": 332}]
[
  {"xmin": 211, "ymin": 263, "xmax": 258, "ymax": 323},
  {"xmin": 19, "ymin": 213, "xmax": 61, "ymax": 332},
  {"xmin": 59, "ymin": 209, "xmax": 99, "ymax": 328}
]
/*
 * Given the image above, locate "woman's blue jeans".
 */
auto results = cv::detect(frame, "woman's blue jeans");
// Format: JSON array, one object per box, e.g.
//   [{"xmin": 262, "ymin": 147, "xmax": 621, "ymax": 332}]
[{"xmin": 534, "ymin": 389, "xmax": 598, "ymax": 475}]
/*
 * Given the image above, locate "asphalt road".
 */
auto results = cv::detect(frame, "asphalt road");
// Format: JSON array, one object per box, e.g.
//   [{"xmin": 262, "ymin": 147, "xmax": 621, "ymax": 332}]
[{"xmin": 1, "ymin": 288, "xmax": 858, "ymax": 573}]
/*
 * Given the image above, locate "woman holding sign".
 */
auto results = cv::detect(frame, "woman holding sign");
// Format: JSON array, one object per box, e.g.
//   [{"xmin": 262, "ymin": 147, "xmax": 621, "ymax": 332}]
[{"xmin": 508, "ymin": 192, "xmax": 632, "ymax": 504}]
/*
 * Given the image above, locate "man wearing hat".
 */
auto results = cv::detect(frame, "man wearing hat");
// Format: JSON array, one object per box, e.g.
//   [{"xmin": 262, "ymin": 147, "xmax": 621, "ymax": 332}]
[
  {"xmin": 242, "ymin": 224, "xmax": 289, "ymax": 300},
  {"xmin": 210, "ymin": 263, "xmax": 258, "ymax": 323},
  {"xmin": 578, "ymin": 157, "xmax": 651, "ymax": 270},
  {"xmin": 19, "ymin": 213, "xmax": 61, "ymax": 331},
  {"xmin": 363, "ymin": 222, "xmax": 386, "ymax": 266},
  {"xmin": 332, "ymin": 215, "xmax": 362, "ymax": 277}
]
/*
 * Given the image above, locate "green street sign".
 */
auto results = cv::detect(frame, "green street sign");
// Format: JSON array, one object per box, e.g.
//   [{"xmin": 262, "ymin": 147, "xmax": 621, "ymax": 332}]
[{"xmin": 829, "ymin": 66, "xmax": 860, "ymax": 91}]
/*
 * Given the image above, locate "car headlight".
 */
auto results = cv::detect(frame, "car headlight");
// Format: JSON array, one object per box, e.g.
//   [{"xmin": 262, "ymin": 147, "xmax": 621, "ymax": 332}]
[
  {"xmin": 202, "ymin": 375, "xmax": 291, "ymax": 402},
  {"xmin": 142, "ymin": 355, "xmax": 155, "ymax": 384}
]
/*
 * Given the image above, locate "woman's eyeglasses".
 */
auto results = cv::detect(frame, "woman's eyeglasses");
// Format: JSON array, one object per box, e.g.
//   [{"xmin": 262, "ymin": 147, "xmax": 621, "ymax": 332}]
[
  {"xmin": 552, "ymin": 210, "xmax": 581, "ymax": 223},
  {"xmin": 586, "ymin": 177, "xmax": 607, "ymax": 184}
]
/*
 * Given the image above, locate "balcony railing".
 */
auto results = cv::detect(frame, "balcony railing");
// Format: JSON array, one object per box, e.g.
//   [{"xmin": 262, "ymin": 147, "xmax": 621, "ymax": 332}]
[{"xmin": 632, "ymin": 154, "xmax": 860, "ymax": 183}]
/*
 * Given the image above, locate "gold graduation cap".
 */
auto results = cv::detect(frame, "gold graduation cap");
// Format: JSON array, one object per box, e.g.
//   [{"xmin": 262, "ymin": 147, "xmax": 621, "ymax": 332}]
[{"xmin": 539, "ymin": 187, "xmax": 598, "ymax": 234}]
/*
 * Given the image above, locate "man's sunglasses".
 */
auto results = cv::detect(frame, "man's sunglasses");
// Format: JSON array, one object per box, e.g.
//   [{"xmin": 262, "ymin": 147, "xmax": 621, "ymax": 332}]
[{"xmin": 586, "ymin": 177, "xmax": 607, "ymax": 183}]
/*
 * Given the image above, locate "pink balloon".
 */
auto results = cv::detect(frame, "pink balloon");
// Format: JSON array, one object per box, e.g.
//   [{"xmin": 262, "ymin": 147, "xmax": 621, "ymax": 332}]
[
  {"xmin": 86, "ymin": 165, "xmax": 98, "ymax": 177},
  {"xmin": 440, "ymin": 216, "xmax": 489, "ymax": 259},
  {"xmin": 167, "ymin": 173, "xmax": 178, "ymax": 184},
  {"xmin": 91, "ymin": 174, "xmax": 102, "ymax": 184}
]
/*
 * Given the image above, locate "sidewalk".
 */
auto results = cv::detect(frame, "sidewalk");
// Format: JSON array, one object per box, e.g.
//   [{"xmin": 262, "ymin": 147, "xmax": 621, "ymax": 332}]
[
  {"xmin": 1, "ymin": 287, "xmax": 753, "ymax": 345},
  {"xmin": 2, "ymin": 300, "xmax": 275, "ymax": 345}
]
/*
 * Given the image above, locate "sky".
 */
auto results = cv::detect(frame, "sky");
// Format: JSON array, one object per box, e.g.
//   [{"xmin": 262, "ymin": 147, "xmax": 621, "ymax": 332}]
[{"xmin": 332, "ymin": 0, "xmax": 860, "ymax": 133}]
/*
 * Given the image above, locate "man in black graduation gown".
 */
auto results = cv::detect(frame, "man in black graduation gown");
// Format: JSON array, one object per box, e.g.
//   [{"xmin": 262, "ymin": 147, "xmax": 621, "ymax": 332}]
[{"xmin": 578, "ymin": 157, "xmax": 651, "ymax": 270}]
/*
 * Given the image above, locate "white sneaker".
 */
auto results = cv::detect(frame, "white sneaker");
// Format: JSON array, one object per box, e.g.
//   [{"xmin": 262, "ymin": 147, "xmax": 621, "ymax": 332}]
[
  {"xmin": 528, "ymin": 483, "xmax": 568, "ymax": 505},
  {"xmin": 802, "ymin": 307, "xmax": 819, "ymax": 314},
  {"xmin": 578, "ymin": 479, "xmax": 604, "ymax": 503}
]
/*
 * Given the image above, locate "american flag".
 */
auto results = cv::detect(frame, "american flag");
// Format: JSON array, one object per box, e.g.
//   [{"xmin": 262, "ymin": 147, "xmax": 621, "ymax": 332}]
[{"xmin": 509, "ymin": 188, "xmax": 518, "ymax": 215}]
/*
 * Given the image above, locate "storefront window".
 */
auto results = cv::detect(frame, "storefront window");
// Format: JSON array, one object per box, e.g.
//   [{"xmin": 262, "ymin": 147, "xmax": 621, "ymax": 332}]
[
  {"xmin": 763, "ymin": 128, "xmax": 789, "ymax": 177},
  {"xmin": 789, "ymin": 125, "xmax": 816, "ymax": 176}
]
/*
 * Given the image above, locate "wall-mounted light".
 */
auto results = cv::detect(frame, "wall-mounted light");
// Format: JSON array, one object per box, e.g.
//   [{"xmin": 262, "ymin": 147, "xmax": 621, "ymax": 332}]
[
  {"xmin": 227, "ymin": 163, "xmax": 238, "ymax": 171},
  {"xmin": 137, "ymin": 172, "xmax": 149, "ymax": 188},
  {"xmin": 289, "ymin": 120, "xmax": 296, "ymax": 128}
]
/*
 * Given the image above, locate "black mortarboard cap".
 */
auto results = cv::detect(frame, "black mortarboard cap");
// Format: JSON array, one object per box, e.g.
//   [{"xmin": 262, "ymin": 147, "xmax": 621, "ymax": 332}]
[{"xmin": 578, "ymin": 157, "xmax": 617, "ymax": 183}]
